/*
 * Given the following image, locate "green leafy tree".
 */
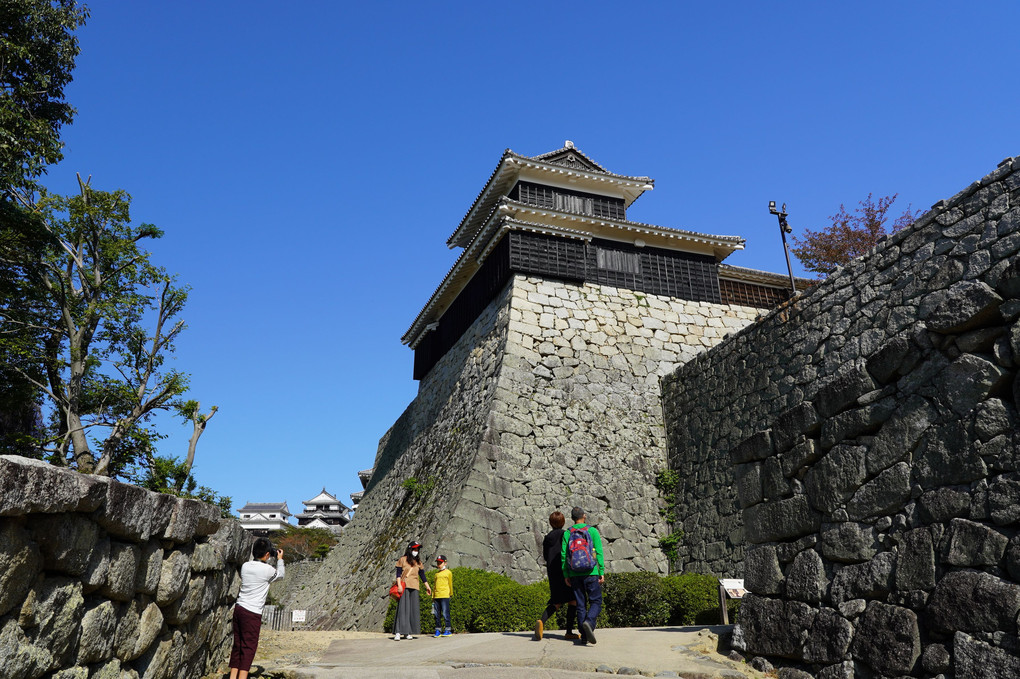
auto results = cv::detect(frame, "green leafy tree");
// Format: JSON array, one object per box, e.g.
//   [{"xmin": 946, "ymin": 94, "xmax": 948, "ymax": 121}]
[
  {"xmin": 791, "ymin": 193, "xmax": 921, "ymax": 276},
  {"xmin": 138, "ymin": 453, "xmax": 232, "ymax": 518},
  {"xmin": 0, "ymin": 174, "xmax": 212, "ymax": 477},
  {"xmin": 1, "ymin": 0, "xmax": 88, "ymax": 444},
  {"xmin": 272, "ymin": 526, "xmax": 339, "ymax": 562},
  {"xmin": 1, "ymin": 0, "xmax": 89, "ymax": 200}
]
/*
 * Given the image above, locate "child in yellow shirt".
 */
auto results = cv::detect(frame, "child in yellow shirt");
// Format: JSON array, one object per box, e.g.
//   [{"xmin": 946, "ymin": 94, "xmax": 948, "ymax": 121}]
[{"xmin": 432, "ymin": 555, "xmax": 453, "ymax": 637}]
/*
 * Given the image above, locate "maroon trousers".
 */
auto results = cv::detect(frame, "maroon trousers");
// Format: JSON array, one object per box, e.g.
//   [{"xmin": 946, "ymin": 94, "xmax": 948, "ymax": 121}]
[{"xmin": 229, "ymin": 605, "xmax": 262, "ymax": 671}]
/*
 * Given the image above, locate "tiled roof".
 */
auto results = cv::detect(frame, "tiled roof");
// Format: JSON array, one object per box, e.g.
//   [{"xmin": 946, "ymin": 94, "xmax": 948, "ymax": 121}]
[
  {"xmin": 446, "ymin": 144, "xmax": 654, "ymax": 249},
  {"xmin": 718, "ymin": 263, "xmax": 816, "ymax": 288},
  {"xmin": 237, "ymin": 502, "xmax": 290, "ymax": 514}
]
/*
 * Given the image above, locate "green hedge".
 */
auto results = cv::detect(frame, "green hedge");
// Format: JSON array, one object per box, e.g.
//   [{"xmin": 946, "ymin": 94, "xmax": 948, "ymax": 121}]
[{"xmin": 384, "ymin": 568, "xmax": 735, "ymax": 634}]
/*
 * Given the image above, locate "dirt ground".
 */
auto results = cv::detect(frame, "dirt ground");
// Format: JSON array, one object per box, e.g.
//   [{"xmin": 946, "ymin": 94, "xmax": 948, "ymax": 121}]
[
  {"xmin": 204, "ymin": 628, "xmax": 764, "ymax": 678},
  {"xmin": 254, "ymin": 630, "xmax": 382, "ymax": 665},
  {"xmin": 205, "ymin": 630, "xmax": 383, "ymax": 677}
]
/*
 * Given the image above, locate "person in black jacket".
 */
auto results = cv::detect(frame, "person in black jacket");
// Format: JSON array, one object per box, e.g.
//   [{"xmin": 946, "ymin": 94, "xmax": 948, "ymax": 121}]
[{"xmin": 534, "ymin": 511, "xmax": 578, "ymax": 640}]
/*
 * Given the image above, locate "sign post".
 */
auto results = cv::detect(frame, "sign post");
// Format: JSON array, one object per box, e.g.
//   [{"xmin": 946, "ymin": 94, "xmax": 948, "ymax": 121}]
[{"xmin": 718, "ymin": 579, "xmax": 746, "ymax": 625}]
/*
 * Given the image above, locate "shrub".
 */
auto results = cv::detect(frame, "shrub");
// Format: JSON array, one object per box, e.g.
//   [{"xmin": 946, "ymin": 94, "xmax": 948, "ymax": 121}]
[
  {"xmin": 471, "ymin": 582, "xmax": 547, "ymax": 632},
  {"xmin": 601, "ymin": 571, "xmax": 670, "ymax": 628},
  {"xmin": 663, "ymin": 573, "xmax": 726, "ymax": 625},
  {"xmin": 384, "ymin": 568, "xmax": 735, "ymax": 633}
]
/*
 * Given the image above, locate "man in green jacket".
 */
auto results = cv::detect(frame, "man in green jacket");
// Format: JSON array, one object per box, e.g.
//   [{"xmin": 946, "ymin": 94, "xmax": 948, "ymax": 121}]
[{"xmin": 561, "ymin": 507, "xmax": 605, "ymax": 645}]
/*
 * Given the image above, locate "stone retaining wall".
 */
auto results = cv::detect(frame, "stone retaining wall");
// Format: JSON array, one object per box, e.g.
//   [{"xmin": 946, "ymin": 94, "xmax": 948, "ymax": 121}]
[
  {"xmin": 662, "ymin": 155, "xmax": 1020, "ymax": 677},
  {"xmin": 0, "ymin": 455, "xmax": 252, "ymax": 679},
  {"xmin": 292, "ymin": 273, "xmax": 762, "ymax": 630}
]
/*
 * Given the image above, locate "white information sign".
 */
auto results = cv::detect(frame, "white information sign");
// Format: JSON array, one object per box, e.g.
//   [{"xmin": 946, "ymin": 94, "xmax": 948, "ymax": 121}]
[
  {"xmin": 292, "ymin": 610, "xmax": 306, "ymax": 623},
  {"xmin": 719, "ymin": 578, "xmax": 746, "ymax": 599}
]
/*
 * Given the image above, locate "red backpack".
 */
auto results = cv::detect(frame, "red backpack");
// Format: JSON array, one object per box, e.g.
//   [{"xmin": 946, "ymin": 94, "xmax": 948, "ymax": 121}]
[{"xmin": 567, "ymin": 526, "xmax": 595, "ymax": 571}]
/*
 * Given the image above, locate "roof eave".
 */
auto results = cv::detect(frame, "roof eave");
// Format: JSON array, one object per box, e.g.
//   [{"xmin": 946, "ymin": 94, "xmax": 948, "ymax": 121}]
[{"xmin": 446, "ymin": 150, "xmax": 654, "ymax": 249}]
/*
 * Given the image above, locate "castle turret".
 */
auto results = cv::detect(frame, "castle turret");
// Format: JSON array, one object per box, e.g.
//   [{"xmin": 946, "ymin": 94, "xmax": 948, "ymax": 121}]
[{"xmin": 293, "ymin": 143, "xmax": 808, "ymax": 630}]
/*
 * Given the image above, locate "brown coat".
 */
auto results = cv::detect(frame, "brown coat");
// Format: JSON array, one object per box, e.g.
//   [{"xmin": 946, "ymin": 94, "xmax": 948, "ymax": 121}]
[{"xmin": 396, "ymin": 556, "xmax": 423, "ymax": 590}]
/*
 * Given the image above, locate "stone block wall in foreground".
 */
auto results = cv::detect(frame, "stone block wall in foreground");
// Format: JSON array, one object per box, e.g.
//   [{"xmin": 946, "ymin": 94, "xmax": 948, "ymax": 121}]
[
  {"xmin": 0, "ymin": 455, "xmax": 252, "ymax": 679},
  {"xmin": 662, "ymin": 156, "xmax": 1020, "ymax": 677}
]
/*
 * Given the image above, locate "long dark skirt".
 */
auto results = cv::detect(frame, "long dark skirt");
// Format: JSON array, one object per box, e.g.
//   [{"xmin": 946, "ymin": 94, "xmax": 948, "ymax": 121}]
[
  {"xmin": 548, "ymin": 569, "xmax": 574, "ymax": 605},
  {"xmin": 395, "ymin": 588, "xmax": 421, "ymax": 636}
]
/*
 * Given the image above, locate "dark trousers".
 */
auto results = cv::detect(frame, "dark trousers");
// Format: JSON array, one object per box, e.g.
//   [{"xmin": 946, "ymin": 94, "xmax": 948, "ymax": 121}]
[
  {"xmin": 571, "ymin": 575, "xmax": 603, "ymax": 630},
  {"xmin": 229, "ymin": 605, "xmax": 262, "ymax": 671},
  {"xmin": 432, "ymin": 597, "xmax": 451, "ymax": 630}
]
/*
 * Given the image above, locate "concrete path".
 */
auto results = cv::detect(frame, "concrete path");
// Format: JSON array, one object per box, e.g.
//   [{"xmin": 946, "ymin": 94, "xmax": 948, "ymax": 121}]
[{"xmin": 270, "ymin": 626, "xmax": 765, "ymax": 679}]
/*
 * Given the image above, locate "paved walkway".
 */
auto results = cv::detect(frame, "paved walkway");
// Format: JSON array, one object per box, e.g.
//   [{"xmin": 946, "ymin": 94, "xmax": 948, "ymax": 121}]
[{"xmin": 268, "ymin": 626, "xmax": 764, "ymax": 679}]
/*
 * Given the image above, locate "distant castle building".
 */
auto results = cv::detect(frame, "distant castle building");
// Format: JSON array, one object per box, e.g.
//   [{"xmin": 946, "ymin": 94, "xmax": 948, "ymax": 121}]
[
  {"xmin": 295, "ymin": 488, "xmax": 350, "ymax": 535},
  {"xmin": 237, "ymin": 501, "xmax": 292, "ymax": 535},
  {"xmin": 349, "ymin": 468, "xmax": 373, "ymax": 514}
]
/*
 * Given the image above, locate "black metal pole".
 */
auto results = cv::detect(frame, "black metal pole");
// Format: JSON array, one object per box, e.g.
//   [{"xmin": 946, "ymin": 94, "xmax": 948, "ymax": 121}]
[{"xmin": 778, "ymin": 215, "xmax": 797, "ymax": 297}]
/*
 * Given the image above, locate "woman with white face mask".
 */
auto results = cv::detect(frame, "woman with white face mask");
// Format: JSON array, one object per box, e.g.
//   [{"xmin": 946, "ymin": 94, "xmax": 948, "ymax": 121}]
[{"xmin": 393, "ymin": 540, "xmax": 432, "ymax": 639}]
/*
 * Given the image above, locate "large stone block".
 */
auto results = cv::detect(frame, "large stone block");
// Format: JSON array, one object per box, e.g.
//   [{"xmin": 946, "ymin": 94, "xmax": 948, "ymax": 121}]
[
  {"xmin": 850, "ymin": 601, "xmax": 920, "ymax": 676},
  {"xmin": 865, "ymin": 395, "xmax": 937, "ymax": 476},
  {"xmin": 736, "ymin": 594, "xmax": 816, "ymax": 659},
  {"xmin": 156, "ymin": 548, "xmax": 193, "ymax": 606},
  {"xmin": 945, "ymin": 518, "xmax": 1009, "ymax": 567},
  {"xmin": 922, "ymin": 280, "xmax": 1003, "ymax": 333},
  {"xmin": 918, "ymin": 486, "xmax": 971, "ymax": 523},
  {"xmin": 954, "ymin": 631, "xmax": 1020, "ymax": 679},
  {"xmin": 820, "ymin": 522, "xmax": 877, "ymax": 564},
  {"xmin": 927, "ymin": 570, "xmax": 1020, "ymax": 634},
  {"xmin": 82, "ymin": 536, "xmax": 110, "ymax": 592},
  {"xmin": 914, "ymin": 421, "xmax": 987, "ymax": 489},
  {"xmin": 819, "ymin": 399, "xmax": 896, "ymax": 449},
  {"xmin": 101, "ymin": 542, "xmax": 140, "ymax": 602},
  {"xmin": 729, "ymin": 430, "xmax": 774, "ymax": 464},
  {"xmin": 24, "ymin": 576, "xmax": 85, "ymax": 672},
  {"xmin": 895, "ymin": 528, "xmax": 935, "ymax": 591},
  {"xmin": 989, "ymin": 475, "xmax": 1020, "ymax": 525},
  {"xmin": 744, "ymin": 544, "xmax": 783, "ymax": 595},
  {"xmin": 0, "ymin": 519, "xmax": 42, "ymax": 617},
  {"xmin": 0, "ymin": 455, "xmax": 108, "ymax": 516},
  {"xmin": 735, "ymin": 462, "xmax": 763, "ymax": 509},
  {"xmin": 29, "ymin": 512, "xmax": 99, "ymax": 576},
  {"xmin": 77, "ymin": 599, "xmax": 117, "ymax": 664},
  {"xmin": 845, "ymin": 462, "xmax": 911, "ymax": 520},
  {"xmin": 865, "ymin": 335, "xmax": 915, "ymax": 384},
  {"xmin": 134, "ymin": 629, "xmax": 185, "ymax": 679},
  {"xmin": 773, "ymin": 402, "xmax": 820, "ymax": 453},
  {"xmin": 164, "ymin": 574, "xmax": 207, "ymax": 625},
  {"xmin": 785, "ymin": 549, "xmax": 827, "ymax": 604},
  {"xmin": 815, "ymin": 365, "xmax": 877, "ymax": 418},
  {"xmin": 934, "ymin": 354, "xmax": 1010, "ymax": 416},
  {"xmin": 190, "ymin": 542, "xmax": 223, "ymax": 573},
  {"xmin": 996, "ymin": 253, "xmax": 1020, "ymax": 299},
  {"xmin": 780, "ymin": 437, "xmax": 822, "ymax": 478},
  {"xmin": 194, "ymin": 502, "xmax": 221, "ymax": 537},
  {"xmin": 830, "ymin": 552, "xmax": 895, "ymax": 606},
  {"xmin": 161, "ymin": 498, "xmax": 202, "ymax": 543},
  {"xmin": 803, "ymin": 607, "xmax": 852, "ymax": 665},
  {"xmin": 0, "ymin": 617, "xmax": 51, "ymax": 679},
  {"xmin": 974, "ymin": 399, "xmax": 1015, "ymax": 443},
  {"xmin": 94, "ymin": 480, "xmax": 174, "ymax": 542},
  {"xmin": 744, "ymin": 495, "xmax": 821, "ymax": 544},
  {"xmin": 124, "ymin": 600, "xmax": 163, "ymax": 662},
  {"xmin": 208, "ymin": 520, "xmax": 252, "ymax": 565},
  {"xmin": 135, "ymin": 542, "xmax": 164, "ymax": 596},
  {"xmin": 804, "ymin": 445, "xmax": 866, "ymax": 514}
]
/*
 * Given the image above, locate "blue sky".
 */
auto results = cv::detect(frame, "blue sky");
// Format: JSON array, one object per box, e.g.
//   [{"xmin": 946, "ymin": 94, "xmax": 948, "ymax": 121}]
[{"xmin": 46, "ymin": 2, "xmax": 1020, "ymax": 517}]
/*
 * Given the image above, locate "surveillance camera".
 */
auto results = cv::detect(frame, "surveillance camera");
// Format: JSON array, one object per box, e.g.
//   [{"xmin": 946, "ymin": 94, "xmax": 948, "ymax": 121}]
[{"xmin": 768, "ymin": 200, "xmax": 776, "ymax": 213}]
